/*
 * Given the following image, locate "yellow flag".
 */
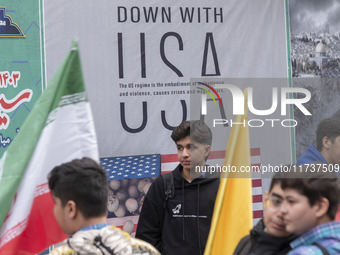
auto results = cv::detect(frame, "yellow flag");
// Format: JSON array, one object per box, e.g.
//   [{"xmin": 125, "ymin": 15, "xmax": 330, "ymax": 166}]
[{"xmin": 204, "ymin": 89, "xmax": 252, "ymax": 255}]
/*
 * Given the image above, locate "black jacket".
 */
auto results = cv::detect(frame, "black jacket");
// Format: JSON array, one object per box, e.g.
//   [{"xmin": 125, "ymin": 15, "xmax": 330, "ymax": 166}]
[
  {"xmin": 233, "ymin": 219, "xmax": 296, "ymax": 255},
  {"xmin": 136, "ymin": 164, "xmax": 220, "ymax": 255}
]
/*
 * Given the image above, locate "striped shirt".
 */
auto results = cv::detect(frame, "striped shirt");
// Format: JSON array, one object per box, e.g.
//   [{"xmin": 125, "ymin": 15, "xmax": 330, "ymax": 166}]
[{"xmin": 288, "ymin": 221, "xmax": 340, "ymax": 255}]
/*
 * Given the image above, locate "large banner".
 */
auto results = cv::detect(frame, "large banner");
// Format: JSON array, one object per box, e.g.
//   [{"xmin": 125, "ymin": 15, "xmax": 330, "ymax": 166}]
[
  {"xmin": 1, "ymin": 1, "xmax": 339, "ymax": 253},
  {"xmin": 0, "ymin": 0, "xmax": 45, "ymax": 157},
  {"xmin": 43, "ymin": 0, "xmax": 291, "ymax": 167},
  {"xmin": 0, "ymin": 2, "xmax": 307, "ymax": 252}
]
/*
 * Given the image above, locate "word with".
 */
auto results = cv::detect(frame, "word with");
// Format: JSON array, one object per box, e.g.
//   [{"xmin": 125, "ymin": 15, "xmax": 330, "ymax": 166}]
[{"xmin": 117, "ymin": 6, "xmax": 223, "ymax": 23}]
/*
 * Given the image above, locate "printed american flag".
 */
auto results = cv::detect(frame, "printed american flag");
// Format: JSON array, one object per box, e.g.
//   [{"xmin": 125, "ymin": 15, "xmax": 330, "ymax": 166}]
[
  {"xmin": 100, "ymin": 149, "xmax": 263, "ymax": 236},
  {"xmin": 100, "ymin": 154, "xmax": 161, "ymax": 180}
]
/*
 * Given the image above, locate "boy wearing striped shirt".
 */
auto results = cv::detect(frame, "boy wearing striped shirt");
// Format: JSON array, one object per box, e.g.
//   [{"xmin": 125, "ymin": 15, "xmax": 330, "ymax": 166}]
[{"xmin": 273, "ymin": 168, "xmax": 340, "ymax": 255}]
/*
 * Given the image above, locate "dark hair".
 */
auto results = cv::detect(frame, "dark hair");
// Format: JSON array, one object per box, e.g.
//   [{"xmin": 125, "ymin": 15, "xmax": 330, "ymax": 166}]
[
  {"xmin": 270, "ymin": 166, "xmax": 340, "ymax": 220},
  {"xmin": 316, "ymin": 118, "xmax": 340, "ymax": 151},
  {"xmin": 48, "ymin": 157, "xmax": 108, "ymax": 219},
  {"xmin": 171, "ymin": 120, "xmax": 212, "ymax": 145}
]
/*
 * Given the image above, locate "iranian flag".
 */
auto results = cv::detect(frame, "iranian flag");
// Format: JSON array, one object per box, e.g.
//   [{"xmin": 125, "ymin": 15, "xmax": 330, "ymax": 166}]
[{"xmin": 0, "ymin": 41, "xmax": 99, "ymax": 254}]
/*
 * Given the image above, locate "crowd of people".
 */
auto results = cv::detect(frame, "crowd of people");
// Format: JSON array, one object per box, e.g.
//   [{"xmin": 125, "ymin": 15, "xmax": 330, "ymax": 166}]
[{"xmin": 46, "ymin": 118, "xmax": 340, "ymax": 254}]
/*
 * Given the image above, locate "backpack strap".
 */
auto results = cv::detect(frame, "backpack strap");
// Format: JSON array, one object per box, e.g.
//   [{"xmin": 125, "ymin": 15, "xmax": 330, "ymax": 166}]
[
  {"xmin": 157, "ymin": 172, "xmax": 174, "ymax": 252},
  {"xmin": 160, "ymin": 172, "xmax": 174, "ymax": 208},
  {"xmin": 313, "ymin": 242, "xmax": 330, "ymax": 255}
]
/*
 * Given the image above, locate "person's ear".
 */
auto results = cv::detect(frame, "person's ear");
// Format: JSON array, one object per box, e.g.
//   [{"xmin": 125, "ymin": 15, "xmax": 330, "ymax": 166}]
[
  {"xmin": 315, "ymin": 198, "xmax": 329, "ymax": 218},
  {"xmin": 322, "ymin": 136, "xmax": 331, "ymax": 150},
  {"xmin": 65, "ymin": 200, "xmax": 77, "ymax": 219},
  {"xmin": 205, "ymin": 145, "xmax": 211, "ymax": 158}
]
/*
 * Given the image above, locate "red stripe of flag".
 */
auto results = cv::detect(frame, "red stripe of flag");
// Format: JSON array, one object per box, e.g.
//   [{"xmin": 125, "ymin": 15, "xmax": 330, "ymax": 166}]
[
  {"xmin": 253, "ymin": 210, "xmax": 263, "ymax": 219},
  {"xmin": 252, "ymin": 179, "xmax": 262, "ymax": 187},
  {"xmin": 252, "ymin": 194, "xmax": 262, "ymax": 203},
  {"xmin": 0, "ymin": 191, "xmax": 67, "ymax": 254}
]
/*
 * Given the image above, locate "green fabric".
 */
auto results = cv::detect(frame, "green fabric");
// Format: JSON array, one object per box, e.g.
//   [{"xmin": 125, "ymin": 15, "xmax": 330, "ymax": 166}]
[{"xmin": 0, "ymin": 41, "xmax": 86, "ymax": 229}]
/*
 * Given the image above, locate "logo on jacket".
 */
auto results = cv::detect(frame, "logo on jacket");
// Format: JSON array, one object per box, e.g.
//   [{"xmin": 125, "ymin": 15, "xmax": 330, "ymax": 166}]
[{"xmin": 172, "ymin": 204, "xmax": 181, "ymax": 214}]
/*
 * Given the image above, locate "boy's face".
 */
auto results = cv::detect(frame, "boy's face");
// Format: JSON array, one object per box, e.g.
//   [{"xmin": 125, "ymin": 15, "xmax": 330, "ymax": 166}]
[
  {"xmin": 263, "ymin": 183, "xmax": 291, "ymax": 237},
  {"xmin": 326, "ymin": 136, "xmax": 340, "ymax": 165},
  {"xmin": 176, "ymin": 136, "xmax": 210, "ymax": 172},
  {"xmin": 281, "ymin": 188, "xmax": 319, "ymax": 235}
]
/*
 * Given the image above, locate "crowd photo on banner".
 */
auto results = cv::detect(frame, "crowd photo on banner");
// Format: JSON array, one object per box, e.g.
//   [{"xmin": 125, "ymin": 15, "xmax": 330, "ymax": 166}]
[{"xmin": 0, "ymin": 0, "xmax": 340, "ymax": 255}]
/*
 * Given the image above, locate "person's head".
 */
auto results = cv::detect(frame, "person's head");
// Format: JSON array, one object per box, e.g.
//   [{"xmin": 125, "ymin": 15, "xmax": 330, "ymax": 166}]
[
  {"xmin": 171, "ymin": 120, "xmax": 212, "ymax": 171},
  {"xmin": 263, "ymin": 180, "xmax": 291, "ymax": 237},
  {"xmin": 316, "ymin": 118, "xmax": 340, "ymax": 164},
  {"xmin": 271, "ymin": 168, "xmax": 340, "ymax": 235},
  {"xmin": 48, "ymin": 157, "xmax": 108, "ymax": 235}
]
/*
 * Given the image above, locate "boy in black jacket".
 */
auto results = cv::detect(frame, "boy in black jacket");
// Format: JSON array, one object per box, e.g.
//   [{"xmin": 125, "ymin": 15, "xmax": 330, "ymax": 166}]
[
  {"xmin": 233, "ymin": 173, "xmax": 296, "ymax": 255},
  {"xmin": 136, "ymin": 120, "xmax": 220, "ymax": 255}
]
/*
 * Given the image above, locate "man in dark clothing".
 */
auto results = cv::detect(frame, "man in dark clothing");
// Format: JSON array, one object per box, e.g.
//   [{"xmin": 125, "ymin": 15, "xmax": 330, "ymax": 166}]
[
  {"xmin": 233, "ymin": 173, "xmax": 296, "ymax": 255},
  {"xmin": 296, "ymin": 118, "xmax": 340, "ymax": 220},
  {"xmin": 136, "ymin": 120, "xmax": 220, "ymax": 255},
  {"xmin": 297, "ymin": 118, "xmax": 340, "ymax": 165}
]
